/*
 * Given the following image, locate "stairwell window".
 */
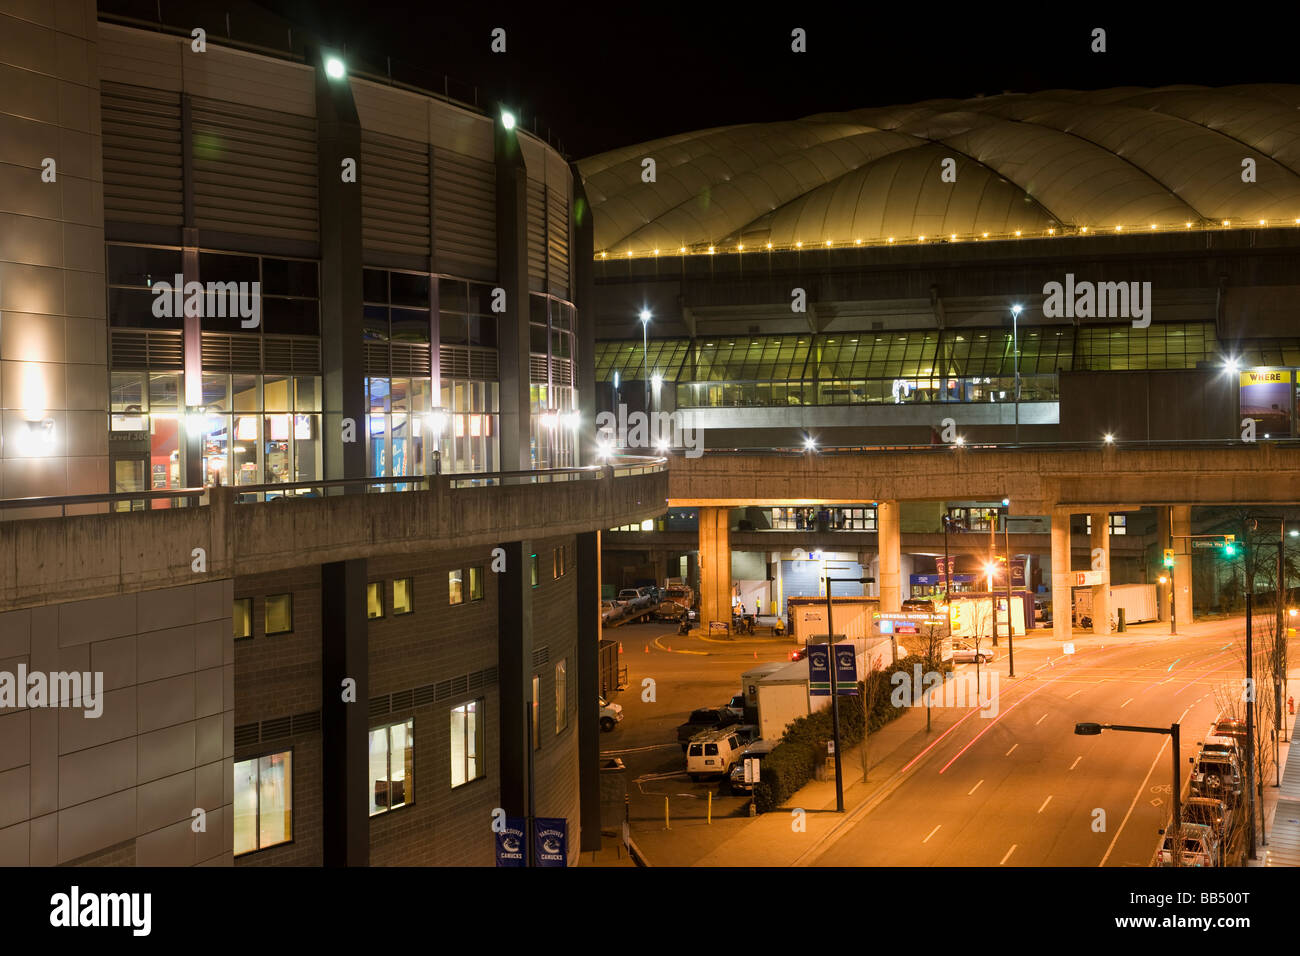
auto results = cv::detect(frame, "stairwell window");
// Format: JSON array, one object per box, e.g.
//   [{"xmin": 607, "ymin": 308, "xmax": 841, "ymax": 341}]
[
  {"xmin": 233, "ymin": 750, "xmax": 293, "ymax": 855},
  {"xmin": 451, "ymin": 701, "xmax": 483, "ymax": 787},
  {"xmin": 369, "ymin": 718, "xmax": 414, "ymax": 816},
  {"xmin": 367, "ymin": 581, "xmax": 384, "ymax": 619},
  {"xmin": 265, "ymin": 594, "xmax": 293, "ymax": 635}
]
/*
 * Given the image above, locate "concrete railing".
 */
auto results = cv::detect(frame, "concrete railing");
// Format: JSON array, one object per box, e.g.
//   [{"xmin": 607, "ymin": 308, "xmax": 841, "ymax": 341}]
[{"xmin": 0, "ymin": 459, "xmax": 667, "ymax": 612}]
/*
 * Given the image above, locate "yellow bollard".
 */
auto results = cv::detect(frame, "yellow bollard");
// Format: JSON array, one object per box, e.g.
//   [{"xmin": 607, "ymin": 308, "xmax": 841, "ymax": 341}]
[
  {"xmin": 707, "ymin": 791, "xmax": 713, "ymax": 824},
  {"xmin": 664, "ymin": 796, "xmax": 671, "ymax": 830}
]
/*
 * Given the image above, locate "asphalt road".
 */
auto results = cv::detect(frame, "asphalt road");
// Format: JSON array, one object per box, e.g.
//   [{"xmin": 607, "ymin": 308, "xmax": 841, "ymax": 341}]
[{"xmin": 810, "ymin": 625, "xmax": 1253, "ymax": 867}]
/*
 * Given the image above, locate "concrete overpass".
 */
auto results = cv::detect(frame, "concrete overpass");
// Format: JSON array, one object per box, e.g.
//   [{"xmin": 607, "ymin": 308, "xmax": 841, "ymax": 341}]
[{"xmin": 665, "ymin": 442, "xmax": 1300, "ymax": 641}]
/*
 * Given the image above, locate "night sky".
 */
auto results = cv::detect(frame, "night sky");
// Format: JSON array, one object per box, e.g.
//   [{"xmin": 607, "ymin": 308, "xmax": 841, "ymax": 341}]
[{"xmin": 133, "ymin": 2, "xmax": 1297, "ymax": 158}]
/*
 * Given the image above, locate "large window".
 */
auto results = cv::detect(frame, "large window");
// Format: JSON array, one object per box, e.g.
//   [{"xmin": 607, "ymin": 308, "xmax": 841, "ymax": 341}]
[
  {"xmin": 265, "ymin": 594, "xmax": 293, "ymax": 635},
  {"xmin": 233, "ymin": 598, "xmax": 253, "ymax": 639},
  {"xmin": 530, "ymin": 553, "xmax": 539, "ymax": 588},
  {"xmin": 195, "ymin": 373, "xmax": 322, "ymax": 495},
  {"xmin": 367, "ymin": 582, "xmax": 384, "ymax": 619},
  {"xmin": 234, "ymin": 750, "xmax": 292, "ymax": 855},
  {"xmin": 555, "ymin": 659, "xmax": 567, "ymax": 734},
  {"xmin": 449, "ymin": 569, "xmax": 464, "ymax": 605},
  {"xmin": 394, "ymin": 578, "xmax": 413, "ymax": 615},
  {"xmin": 531, "ymin": 676, "xmax": 541, "ymax": 750},
  {"xmin": 450, "ymin": 701, "xmax": 483, "ymax": 787},
  {"xmin": 469, "ymin": 566, "xmax": 484, "ymax": 602},
  {"xmin": 368, "ymin": 718, "xmax": 414, "ymax": 816}
]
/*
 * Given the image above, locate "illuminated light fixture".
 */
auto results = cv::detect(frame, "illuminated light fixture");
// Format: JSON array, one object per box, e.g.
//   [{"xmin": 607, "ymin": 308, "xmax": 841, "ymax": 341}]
[
  {"xmin": 541, "ymin": 412, "xmax": 558, "ymax": 429},
  {"xmin": 1259, "ymin": 219, "xmax": 1267, "ymax": 226},
  {"xmin": 600, "ymin": 251, "xmax": 607, "ymax": 258},
  {"xmin": 1014, "ymin": 230, "xmax": 1021, "ymax": 237},
  {"xmin": 795, "ymin": 241, "xmax": 803, "ymax": 248},
  {"xmin": 653, "ymin": 248, "xmax": 659, "ymax": 255},
  {"xmin": 950, "ymin": 233, "xmax": 957, "ymax": 241},
  {"xmin": 1224, "ymin": 357, "xmax": 1239, "ymax": 374},
  {"xmin": 679, "ymin": 246, "xmax": 686, "ymax": 253},
  {"xmin": 500, "ymin": 110, "xmax": 516, "ymax": 130},
  {"xmin": 1114, "ymin": 225, "xmax": 1122, "ymax": 232},
  {"xmin": 324, "ymin": 56, "xmax": 346, "ymax": 79},
  {"xmin": 639, "ymin": 309, "xmax": 651, "ymax": 323},
  {"xmin": 1158, "ymin": 575, "xmax": 1168, "ymax": 585},
  {"xmin": 766, "ymin": 242, "xmax": 773, "ymax": 249},
  {"xmin": 1048, "ymin": 228, "xmax": 1055, "ymax": 235},
  {"xmin": 1103, "ymin": 433, "xmax": 1115, "ymax": 444},
  {"xmin": 651, "ymin": 373, "xmax": 663, "ymax": 390},
  {"xmin": 655, "ymin": 438, "xmax": 669, "ymax": 452},
  {"xmin": 825, "ymin": 239, "xmax": 832, "ymax": 247},
  {"xmin": 887, "ymin": 237, "xmax": 894, "ymax": 244},
  {"xmin": 707, "ymin": 245, "xmax": 715, "ymax": 254},
  {"xmin": 1295, "ymin": 219, "xmax": 1300, "ymax": 225},
  {"xmin": 737, "ymin": 243, "xmax": 744, "ymax": 251},
  {"xmin": 855, "ymin": 238, "xmax": 862, "ymax": 245},
  {"xmin": 918, "ymin": 235, "xmax": 926, "ymax": 241},
  {"xmin": 1081, "ymin": 226, "xmax": 1088, "ymax": 233},
  {"xmin": 982, "ymin": 232, "xmax": 989, "ymax": 238},
  {"xmin": 426, "ymin": 411, "xmax": 447, "ymax": 434},
  {"xmin": 1150, "ymin": 224, "xmax": 1157, "ymax": 230},
  {"xmin": 1011, "ymin": 304, "xmax": 1022, "ymax": 317},
  {"xmin": 954, "ymin": 435, "xmax": 966, "ymax": 446},
  {"xmin": 1185, "ymin": 222, "xmax": 1192, "ymax": 228},
  {"xmin": 803, "ymin": 436, "xmax": 817, "ymax": 451},
  {"xmin": 626, "ymin": 249, "xmax": 633, "ymax": 257},
  {"xmin": 564, "ymin": 411, "xmax": 581, "ymax": 430},
  {"xmin": 1222, "ymin": 220, "xmax": 1231, "ymax": 227}
]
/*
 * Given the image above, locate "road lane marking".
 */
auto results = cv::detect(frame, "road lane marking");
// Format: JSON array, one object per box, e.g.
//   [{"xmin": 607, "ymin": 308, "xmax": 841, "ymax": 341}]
[
  {"xmin": 1067, "ymin": 688, "xmax": 1086, "ymax": 699},
  {"xmin": 1069, "ymin": 756, "xmax": 1082, "ymax": 770},
  {"xmin": 1038, "ymin": 795, "xmax": 1053, "ymax": 813},
  {"xmin": 1035, "ymin": 713, "xmax": 1048, "ymax": 725},
  {"xmin": 968, "ymin": 779, "xmax": 984, "ymax": 795},
  {"xmin": 1000, "ymin": 844, "xmax": 1017, "ymax": 864},
  {"xmin": 1121, "ymin": 697, "xmax": 1133, "ymax": 708},
  {"xmin": 1005, "ymin": 744, "xmax": 1019, "ymax": 756},
  {"xmin": 922, "ymin": 824, "xmax": 941, "ymax": 844}
]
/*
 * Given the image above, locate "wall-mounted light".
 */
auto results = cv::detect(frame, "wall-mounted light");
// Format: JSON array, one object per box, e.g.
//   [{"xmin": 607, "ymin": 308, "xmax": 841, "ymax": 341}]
[{"xmin": 324, "ymin": 56, "xmax": 346, "ymax": 80}]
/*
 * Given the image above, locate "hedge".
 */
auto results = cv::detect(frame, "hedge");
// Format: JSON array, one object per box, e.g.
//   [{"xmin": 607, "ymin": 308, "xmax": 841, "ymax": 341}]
[{"xmin": 753, "ymin": 654, "xmax": 948, "ymax": 812}]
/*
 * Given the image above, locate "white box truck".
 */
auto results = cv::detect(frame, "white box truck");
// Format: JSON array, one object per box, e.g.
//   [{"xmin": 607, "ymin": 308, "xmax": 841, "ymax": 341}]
[{"xmin": 755, "ymin": 660, "xmax": 828, "ymax": 743}]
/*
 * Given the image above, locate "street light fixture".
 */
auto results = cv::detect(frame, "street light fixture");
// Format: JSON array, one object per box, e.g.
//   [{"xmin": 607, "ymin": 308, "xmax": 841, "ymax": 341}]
[
  {"xmin": 1075, "ymin": 721, "xmax": 1183, "ymax": 865},
  {"xmin": 638, "ymin": 310, "xmax": 651, "ymax": 415}
]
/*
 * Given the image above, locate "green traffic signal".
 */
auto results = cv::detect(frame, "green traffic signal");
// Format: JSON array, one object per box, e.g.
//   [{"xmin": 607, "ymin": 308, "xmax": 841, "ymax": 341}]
[{"xmin": 1224, "ymin": 543, "xmax": 1237, "ymax": 556}]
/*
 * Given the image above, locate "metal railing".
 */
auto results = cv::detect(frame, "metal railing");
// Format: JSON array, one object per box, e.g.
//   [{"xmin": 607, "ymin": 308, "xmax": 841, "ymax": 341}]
[
  {"xmin": 0, "ymin": 457, "xmax": 668, "ymax": 516},
  {"xmin": 691, "ymin": 438, "xmax": 1300, "ymax": 457}
]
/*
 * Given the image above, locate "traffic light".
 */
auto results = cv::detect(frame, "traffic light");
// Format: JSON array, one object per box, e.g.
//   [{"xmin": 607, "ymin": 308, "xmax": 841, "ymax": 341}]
[
  {"xmin": 1224, "ymin": 541, "xmax": 1237, "ymax": 557},
  {"xmin": 1162, "ymin": 549, "xmax": 1175, "ymax": 568}
]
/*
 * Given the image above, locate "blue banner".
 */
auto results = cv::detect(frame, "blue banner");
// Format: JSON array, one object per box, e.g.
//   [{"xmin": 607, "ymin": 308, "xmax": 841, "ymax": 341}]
[
  {"xmin": 834, "ymin": 643, "xmax": 858, "ymax": 695},
  {"xmin": 495, "ymin": 817, "xmax": 527, "ymax": 867},
  {"xmin": 535, "ymin": 817, "xmax": 568, "ymax": 867},
  {"xmin": 808, "ymin": 643, "xmax": 831, "ymax": 696}
]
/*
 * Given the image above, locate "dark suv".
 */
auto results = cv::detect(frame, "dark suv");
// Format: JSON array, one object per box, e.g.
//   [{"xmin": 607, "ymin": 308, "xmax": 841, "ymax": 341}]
[{"xmin": 676, "ymin": 708, "xmax": 740, "ymax": 749}]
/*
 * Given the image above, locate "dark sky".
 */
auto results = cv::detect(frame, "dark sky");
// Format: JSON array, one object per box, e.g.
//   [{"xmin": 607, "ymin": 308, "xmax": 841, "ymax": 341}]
[{"xmin": 141, "ymin": 1, "xmax": 1299, "ymax": 158}]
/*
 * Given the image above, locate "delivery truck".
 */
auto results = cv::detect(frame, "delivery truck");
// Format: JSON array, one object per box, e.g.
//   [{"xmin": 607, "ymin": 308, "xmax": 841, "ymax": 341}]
[
  {"xmin": 787, "ymin": 596, "xmax": 879, "ymax": 644},
  {"xmin": 1074, "ymin": 582, "xmax": 1158, "ymax": 626}
]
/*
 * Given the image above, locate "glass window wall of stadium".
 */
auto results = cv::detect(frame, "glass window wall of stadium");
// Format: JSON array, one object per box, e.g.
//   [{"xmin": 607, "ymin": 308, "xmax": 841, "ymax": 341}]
[{"xmin": 593, "ymin": 322, "xmax": 1263, "ymax": 408}]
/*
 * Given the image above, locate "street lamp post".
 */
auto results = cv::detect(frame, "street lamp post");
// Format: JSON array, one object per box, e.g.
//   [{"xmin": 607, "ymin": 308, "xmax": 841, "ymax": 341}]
[
  {"xmin": 638, "ymin": 310, "xmax": 651, "ymax": 414},
  {"xmin": 1002, "ymin": 501, "xmax": 1016, "ymax": 679},
  {"xmin": 1010, "ymin": 304, "xmax": 1022, "ymax": 446},
  {"xmin": 823, "ymin": 574, "xmax": 871, "ymax": 813},
  {"xmin": 1076, "ymin": 721, "xmax": 1181, "ymax": 865}
]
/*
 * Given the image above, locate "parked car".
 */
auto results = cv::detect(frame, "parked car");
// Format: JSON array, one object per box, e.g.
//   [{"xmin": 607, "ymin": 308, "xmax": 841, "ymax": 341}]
[
  {"xmin": 1158, "ymin": 822, "xmax": 1219, "ymax": 867},
  {"xmin": 1183, "ymin": 796, "xmax": 1231, "ymax": 862},
  {"xmin": 676, "ymin": 707, "xmax": 740, "ymax": 749},
  {"xmin": 902, "ymin": 598, "xmax": 935, "ymax": 613},
  {"xmin": 1213, "ymin": 718, "xmax": 1247, "ymax": 742},
  {"xmin": 600, "ymin": 600, "xmax": 625, "ymax": 625},
  {"xmin": 618, "ymin": 588, "xmax": 654, "ymax": 612},
  {"xmin": 728, "ymin": 738, "xmax": 778, "ymax": 794},
  {"xmin": 598, "ymin": 696, "xmax": 623, "ymax": 732},
  {"xmin": 1190, "ymin": 753, "xmax": 1242, "ymax": 806},
  {"xmin": 732, "ymin": 723, "xmax": 760, "ymax": 746},
  {"xmin": 1199, "ymin": 734, "xmax": 1244, "ymax": 767},
  {"xmin": 951, "ymin": 639, "xmax": 995, "ymax": 663},
  {"xmin": 721, "ymin": 694, "xmax": 746, "ymax": 721},
  {"xmin": 686, "ymin": 727, "xmax": 747, "ymax": 781},
  {"xmin": 789, "ymin": 645, "xmax": 809, "ymax": 662}
]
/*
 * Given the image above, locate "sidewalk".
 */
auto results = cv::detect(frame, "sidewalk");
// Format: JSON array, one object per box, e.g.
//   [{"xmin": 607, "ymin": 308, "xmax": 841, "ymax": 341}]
[{"xmin": 1249, "ymin": 665, "xmax": 1300, "ymax": 866}]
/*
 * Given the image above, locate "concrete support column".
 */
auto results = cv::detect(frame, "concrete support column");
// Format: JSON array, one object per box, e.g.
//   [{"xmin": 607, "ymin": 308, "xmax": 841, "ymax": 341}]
[
  {"xmin": 1090, "ymin": 510, "xmax": 1111, "ymax": 635},
  {"xmin": 698, "ymin": 507, "xmax": 732, "ymax": 628},
  {"xmin": 320, "ymin": 558, "xmax": 369, "ymax": 866},
  {"xmin": 877, "ymin": 500, "xmax": 901, "ymax": 613},
  {"xmin": 1051, "ymin": 507, "xmax": 1072, "ymax": 642},
  {"xmin": 496, "ymin": 120, "xmax": 533, "ymax": 470},
  {"xmin": 497, "ymin": 540, "xmax": 533, "ymax": 820},
  {"xmin": 1173, "ymin": 505, "xmax": 1194, "ymax": 625},
  {"xmin": 575, "ymin": 531, "xmax": 601, "ymax": 851},
  {"xmin": 1157, "ymin": 506, "xmax": 1172, "ymax": 622}
]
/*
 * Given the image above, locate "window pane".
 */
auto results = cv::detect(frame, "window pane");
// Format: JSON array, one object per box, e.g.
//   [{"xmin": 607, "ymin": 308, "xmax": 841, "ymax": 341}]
[
  {"xmin": 470, "ymin": 566, "xmax": 484, "ymax": 601},
  {"xmin": 390, "ymin": 272, "xmax": 430, "ymax": 308},
  {"xmin": 367, "ymin": 581, "xmax": 384, "ymax": 619},
  {"xmin": 265, "ymin": 593, "xmax": 293, "ymax": 634},
  {"xmin": 394, "ymin": 578, "xmax": 413, "ymax": 614},
  {"xmin": 449, "ymin": 569, "xmax": 464, "ymax": 605},
  {"xmin": 233, "ymin": 758, "xmax": 257, "ymax": 855},
  {"xmin": 530, "ymin": 554, "xmax": 538, "ymax": 588},
  {"xmin": 257, "ymin": 751, "xmax": 292, "ymax": 849},
  {"xmin": 555, "ymin": 659, "xmax": 567, "ymax": 734},
  {"xmin": 390, "ymin": 720, "xmax": 413, "ymax": 809},
  {"xmin": 368, "ymin": 727, "xmax": 389, "ymax": 815},
  {"xmin": 262, "ymin": 258, "xmax": 318, "ymax": 298},
  {"xmin": 233, "ymin": 598, "xmax": 252, "ymax": 639},
  {"xmin": 532, "ymin": 676, "xmax": 540, "ymax": 750}
]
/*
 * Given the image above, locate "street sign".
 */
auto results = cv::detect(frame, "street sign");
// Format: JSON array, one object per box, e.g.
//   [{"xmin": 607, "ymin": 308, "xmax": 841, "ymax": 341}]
[
  {"xmin": 744, "ymin": 757, "xmax": 761, "ymax": 783},
  {"xmin": 1063, "ymin": 642, "xmax": 1076, "ymax": 655},
  {"xmin": 1074, "ymin": 570, "xmax": 1105, "ymax": 586},
  {"xmin": 1191, "ymin": 539, "xmax": 1226, "ymax": 550},
  {"xmin": 834, "ymin": 644, "xmax": 858, "ymax": 695},
  {"xmin": 808, "ymin": 643, "xmax": 831, "ymax": 696}
]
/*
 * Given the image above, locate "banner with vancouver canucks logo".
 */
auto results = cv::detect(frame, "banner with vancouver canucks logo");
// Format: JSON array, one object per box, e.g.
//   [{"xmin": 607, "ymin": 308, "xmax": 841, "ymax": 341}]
[
  {"xmin": 534, "ymin": 817, "xmax": 568, "ymax": 867},
  {"xmin": 494, "ymin": 818, "xmax": 526, "ymax": 867}
]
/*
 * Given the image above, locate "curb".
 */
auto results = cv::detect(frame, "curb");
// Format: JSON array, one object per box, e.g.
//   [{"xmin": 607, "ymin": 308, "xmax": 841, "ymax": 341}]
[{"xmin": 652, "ymin": 635, "xmax": 709, "ymax": 655}]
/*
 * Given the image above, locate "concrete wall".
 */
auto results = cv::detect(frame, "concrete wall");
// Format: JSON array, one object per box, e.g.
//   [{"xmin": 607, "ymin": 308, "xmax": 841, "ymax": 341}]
[
  {"xmin": 0, "ymin": 0, "xmax": 108, "ymax": 500},
  {"xmin": 0, "ymin": 579, "xmax": 234, "ymax": 865},
  {"xmin": 1059, "ymin": 369, "xmax": 1236, "ymax": 442}
]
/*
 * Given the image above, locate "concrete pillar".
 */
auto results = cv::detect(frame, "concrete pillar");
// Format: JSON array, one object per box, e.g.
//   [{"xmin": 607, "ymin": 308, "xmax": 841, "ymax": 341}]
[
  {"xmin": 1090, "ymin": 510, "xmax": 1111, "ymax": 635},
  {"xmin": 877, "ymin": 500, "xmax": 901, "ymax": 612},
  {"xmin": 495, "ymin": 119, "xmax": 532, "ymax": 470},
  {"xmin": 699, "ymin": 507, "xmax": 731, "ymax": 627},
  {"xmin": 321, "ymin": 558, "xmax": 369, "ymax": 866},
  {"xmin": 1157, "ymin": 507, "xmax": 1172, "ymax": 622},
  {"xmin": 1051, "ymin": 508, "xmax": 1072, "ymax": 642},
  {"xmin": 1173, "ymin": 505, "xmax": 1194, "ymax": 626},
  {"xmin": 497, "ymin": 540, "xmax": 533, "ymax": 820},
  {"xmin": 576, "ymin": 531, "xmax": 601, "ymax": 851}
]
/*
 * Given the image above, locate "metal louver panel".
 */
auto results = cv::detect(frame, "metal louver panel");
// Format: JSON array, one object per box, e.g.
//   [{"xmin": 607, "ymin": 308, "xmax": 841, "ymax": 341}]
[
  {"xmin": 390, "ymin": 688, "xmax": 414, "ymax": 712},
  {"xmin": 261, "ymin": 715, "xmax": 292, "ymax": 741},
  {"xmin": 532, "ymin": 645, "xmax": 549, "ymax": 667},
  {"xmin": 368, "ymin": 695, "xmax": 392, "ymax": 719},
  {"xmin": 364, "ymin": 342, "xmax": 390, "ymax": 376},
  {"xmin": 262, "ymin": 336, "xmax": 321, "ymax": 374},
  {"xmin": 468, "ymin": 348, "xmax": 498, "ymax": 381},
  {"xmin": 413, "ymin": 683, "xmax": 436, "ymax": 707},
  {"xmin": 201, "ymin": 332, "xmax": 262, "ymax": 372},
  {"xmin": 440, "ymin": 345, "xmax": 468, "ymax": 379},
  {"xmin": 527, "ymin": 180, "xmax": 546, "ymax": 286},
  {"xmin": 101, "ymin": 82, "xmax": 183, "ymax": 226},
  {"xmin": 552, "ymin": 357, "xmax": 573, "ymax": 388},
  {"xmin": 529, "ymin": 354, "xmax": 549, "ymax": 383},
  {"xmin": 547, "ymin": 184, "xmax": 570, "ymax": 296},
  {"xmin": 291, "ymin": 711, "xmax": 321, "ymax": 735},
  {"xmin": 361, "ymin": 131, "xmax": 431, "ymax": 260},
  {"xmin": 234, "ymin": 723, "xmax": 260, "ymax": 748},
  {"xmin": 433, "ymin": 148, "xmax": 495, "ymax": 278},
  {"xmin": 391, "ymin": 343, "xmax": 432, "ymax": 376},
  {"xmin": 191, "ymin": 96, "xmax": 318, "ymax": 242},
  {"xmin": 110, "ymin": 330, "xmax": 183, "ymax": 369}
]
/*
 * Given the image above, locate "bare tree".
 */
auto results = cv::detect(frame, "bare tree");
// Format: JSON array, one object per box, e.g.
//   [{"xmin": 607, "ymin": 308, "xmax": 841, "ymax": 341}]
[{"xmin": 860, "ymin": 646, "xmax": 886, "ymax": 783}]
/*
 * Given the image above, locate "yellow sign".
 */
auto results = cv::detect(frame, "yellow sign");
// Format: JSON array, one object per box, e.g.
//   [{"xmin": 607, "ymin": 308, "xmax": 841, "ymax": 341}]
[{"xmin": 1240, "ymin": 369, "xmax": 1291, "ymax": 387}]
